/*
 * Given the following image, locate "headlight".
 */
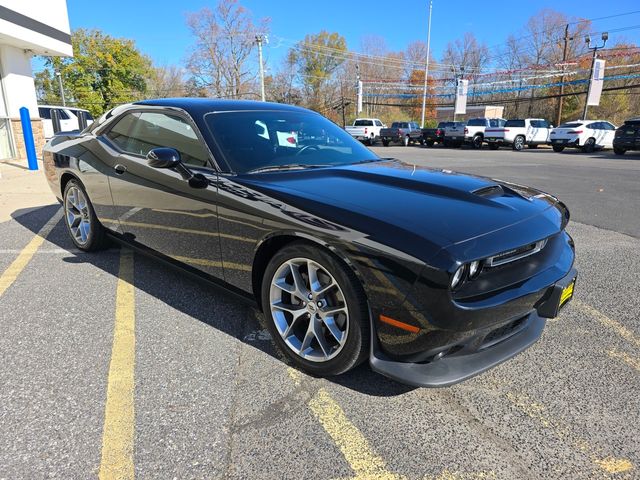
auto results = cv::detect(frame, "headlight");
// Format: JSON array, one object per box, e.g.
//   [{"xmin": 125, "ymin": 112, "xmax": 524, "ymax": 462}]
[
  {"xmin": 469, "ymin": 260, "xmax": 481, "ymax": 278},
  {"xmin": 450, "ymin": 265, "xmax": 465, "ymax": 289}
]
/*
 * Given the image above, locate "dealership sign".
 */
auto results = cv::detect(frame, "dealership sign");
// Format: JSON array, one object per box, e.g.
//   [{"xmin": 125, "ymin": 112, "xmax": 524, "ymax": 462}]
[
  {"xmin": 587, "ymin": 59, "xmax": 606, "ymax": 106},
  {"xmin": 454, "ymin": 79, "xmax": 468, "ymax": 115}
]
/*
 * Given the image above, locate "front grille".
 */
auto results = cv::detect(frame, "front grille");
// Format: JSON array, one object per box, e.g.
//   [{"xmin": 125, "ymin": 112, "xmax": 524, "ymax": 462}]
[
  {"xmin": 486, "ymin": 239, "xmax": 547, "ymax": 267},
  {"xmin": 479, "ymin": 316, "xmax": 528, "ymax": 350}
]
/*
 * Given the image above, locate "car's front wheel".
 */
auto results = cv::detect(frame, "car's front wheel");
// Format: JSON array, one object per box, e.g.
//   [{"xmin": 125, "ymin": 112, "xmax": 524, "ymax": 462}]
[
  {"xmin": 513, "ymin": 135, "xmax": 525, "ymax": 151},
  {"xmin": 63, "ymin": 179, "xmax": 108, "ymax": 251},
  {"xmin": 582, "ymin": 137, "xmax": 596, "ymax": 153},
  {"xmin": 262, "ymin": 242, "xmax": 369, "ymax": 376},
  {"xmin": 614, "ymin": 147, "xmax": 626, "ymax": 155}
]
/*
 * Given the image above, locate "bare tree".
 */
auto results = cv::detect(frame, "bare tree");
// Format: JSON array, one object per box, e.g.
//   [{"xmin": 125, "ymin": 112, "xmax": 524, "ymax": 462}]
[
  {"xmin": 185, "ymin": 0, "xmax": 269, "ymax": 99},
  {"xmin": 145, "ymin": 65, "xmax": 186, "ymax": 98},
  {"xmin": 441, "ymin": 32, "xmax": 489, "ymax": 82}
]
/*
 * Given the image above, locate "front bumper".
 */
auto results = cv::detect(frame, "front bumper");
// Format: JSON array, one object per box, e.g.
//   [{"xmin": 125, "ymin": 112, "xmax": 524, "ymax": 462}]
[{"xmin": 370, "ymin": 268, "xmax": 577, "ymax": 387}]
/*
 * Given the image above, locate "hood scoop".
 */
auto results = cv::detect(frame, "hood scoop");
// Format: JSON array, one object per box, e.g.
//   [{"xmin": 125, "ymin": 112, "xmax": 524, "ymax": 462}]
[{"xmin": 472, "ymin": 185, "xmax": 504, "ymax": 198}]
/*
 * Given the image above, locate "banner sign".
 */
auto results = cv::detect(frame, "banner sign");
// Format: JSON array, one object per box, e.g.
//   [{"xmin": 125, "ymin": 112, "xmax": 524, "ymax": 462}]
[
  {"xmin": 587, "ymin": 59, "xmax": 605, "ymax": 106},
  {"xmin": 454, "ymin": 79, "xmax": 468, "ymax": 115}
]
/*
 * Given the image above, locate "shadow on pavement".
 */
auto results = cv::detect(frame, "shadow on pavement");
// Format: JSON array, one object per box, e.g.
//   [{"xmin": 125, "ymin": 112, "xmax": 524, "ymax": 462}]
[{"xmin": 11, "ymin": 204, "xmax": 414, "ymax": 397}]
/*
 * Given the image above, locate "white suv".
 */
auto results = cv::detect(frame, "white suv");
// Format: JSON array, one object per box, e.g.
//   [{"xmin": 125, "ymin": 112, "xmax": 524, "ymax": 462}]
[
  {"xmin": 485, "ymin": 119, "xmax": 552, "ymax": 151},
  {"xmin": 39, "ymin": 106, "xmax": 94, "ymax": 139},
  {"xmin": 550, "ymin": 120, "xmax": 617, "ymax": 153}
]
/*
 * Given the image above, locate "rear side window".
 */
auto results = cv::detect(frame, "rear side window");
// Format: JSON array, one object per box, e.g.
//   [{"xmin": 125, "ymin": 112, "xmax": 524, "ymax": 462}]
[
  {"xmin": 489, "ymin": 119, "xmax": 505, "ymax": 127},
  {"xmin": 559, "ymin": 122, "xmax": 583, "ymax": 128},
  {"xmin": 506, "ymin": 120, "xmax": 525, "ymax": 128},
  {"xmin": 586, "ymin": 122, "xmax": 601, "ymax": 129},
  {"xmin": 354, "ymin": 119, "xmax": 373, "ymax": 126},
  {"xmin": 106, "ymin": 112, "xmax": 209, "ymax": 167},
  {"xmin": 39, "ymin": 107, "xmax": 51, "ymax": 119},
  {"xmin": 375, "ymin": 120, "xmax": 382, "ymax": 127},
  {"xmin": 467, "ymin": 118, "xmax": 486, "ymax": 126}
]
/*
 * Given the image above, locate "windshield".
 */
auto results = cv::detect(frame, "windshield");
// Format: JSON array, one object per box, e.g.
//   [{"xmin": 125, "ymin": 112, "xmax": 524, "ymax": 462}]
[{"xmin": 205, "ymin": 110, "xmax": 378, "ymax": 174}]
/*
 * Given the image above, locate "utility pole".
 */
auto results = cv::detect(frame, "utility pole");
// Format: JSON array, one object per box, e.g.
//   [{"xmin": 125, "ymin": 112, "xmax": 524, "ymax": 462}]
[
  {"xmin": 256, "ymin": 35, "xmax": 266, "ymax": 101},
  {"xmin": 56, "ymin": 71, "xmax": 66, "ymax": 107},
  {"xmin": 555, "ymin": 24, "xmax": 570, "ymax": 127},
  {"xmin": 420, "ymin": 0, "xmax": 433, "ymax": 128},
  {"xmin": 582, "ymin": 32, "xmax": 608, "ymax": 120}
]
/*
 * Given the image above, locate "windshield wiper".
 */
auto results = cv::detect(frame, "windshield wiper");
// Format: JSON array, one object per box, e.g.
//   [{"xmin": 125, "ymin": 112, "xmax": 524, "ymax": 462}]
[{"xmin": 245, "ymin": 164, "xmax": 328, "ymax": 174}]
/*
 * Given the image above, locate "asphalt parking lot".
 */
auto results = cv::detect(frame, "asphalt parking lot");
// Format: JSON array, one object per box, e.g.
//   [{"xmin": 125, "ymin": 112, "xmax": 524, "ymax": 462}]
[{"xmin": 1, "ymin": 145, "xmax": 639, "ymax": 479}]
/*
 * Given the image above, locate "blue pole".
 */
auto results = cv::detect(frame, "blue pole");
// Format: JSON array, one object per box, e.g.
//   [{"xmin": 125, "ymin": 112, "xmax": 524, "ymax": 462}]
[{"xmin": 19, "ymin": 107, "xmax": 38, "ymax": 171}]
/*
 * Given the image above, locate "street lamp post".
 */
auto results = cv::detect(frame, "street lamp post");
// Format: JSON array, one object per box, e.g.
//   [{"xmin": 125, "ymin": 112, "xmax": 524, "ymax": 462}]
[
  {"xmin": 582, "ymin": 32, "xmax": 608, "ymax": 120},
  {"xmin": 55, "ymin": 71, "xmax": 66, "ymax": 107},
  {"xmin": 256, "ymin": 35, "xmax": 267, "ymax": 102},
  {"xmin": 420, "ymin": 0, "xmax": 433, "ymax": 128}
]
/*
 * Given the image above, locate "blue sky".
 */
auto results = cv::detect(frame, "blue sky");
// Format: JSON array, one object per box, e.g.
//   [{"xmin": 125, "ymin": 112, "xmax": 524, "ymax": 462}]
[{"xmin": 61, "ymin": 0, "xmax": 640, "ymax": 72}]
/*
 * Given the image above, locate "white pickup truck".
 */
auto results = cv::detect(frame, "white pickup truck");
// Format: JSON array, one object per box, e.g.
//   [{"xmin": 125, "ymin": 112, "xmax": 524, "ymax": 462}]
[
  {"xmin": 484, "ymin": 118, "xmax": 553, "ymax": 151},
  {"xmin": 345, "ymin": 118, "xmax": 386, "ymax": 145}
]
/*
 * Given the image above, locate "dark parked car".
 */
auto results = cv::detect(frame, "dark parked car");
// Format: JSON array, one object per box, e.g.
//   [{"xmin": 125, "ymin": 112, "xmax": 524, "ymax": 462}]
[
  {"xmin": 613, "ymin": 118, "xmax": 640, "ymax": 155},
  {"xmin": 43, "ymin": 98, "xmax": 577, "ymax": 387},
  {"xmin": 421, "ymin": 121, "xmax": 453, "ymax": 147},
  {"xmin": 380, "ymin": 121, "xmax": 422, "ymax": 146}
]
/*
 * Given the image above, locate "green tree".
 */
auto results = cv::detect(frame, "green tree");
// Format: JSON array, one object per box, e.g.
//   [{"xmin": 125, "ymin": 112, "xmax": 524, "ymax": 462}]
[
  {"xmin": 288, "ymin": 31, "xmax": 347, "ymax": 110},
  {"xmin": 36, "ymin": 29, "xmax": 151, "ymax": 116}
]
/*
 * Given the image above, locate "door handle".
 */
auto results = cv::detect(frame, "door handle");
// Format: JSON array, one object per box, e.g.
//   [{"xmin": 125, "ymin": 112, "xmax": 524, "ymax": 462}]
[{"xmin": 114, "ymin": 164, "xmax": 127, "ymax": 175}]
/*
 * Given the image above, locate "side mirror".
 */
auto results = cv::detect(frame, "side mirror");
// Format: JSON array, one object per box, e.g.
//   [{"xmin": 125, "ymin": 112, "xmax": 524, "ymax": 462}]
[{"xmin": 147, "ymin": 147, "xmax": 181, "ymax": 169}]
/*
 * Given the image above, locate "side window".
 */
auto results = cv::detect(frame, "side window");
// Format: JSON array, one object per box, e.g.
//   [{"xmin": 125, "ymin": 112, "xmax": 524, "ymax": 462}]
[
  {"xmin": 375, "ymin": 120, "xmax": 382, "ymax": 127},
  {"xmin": 56, "ymin": 109, "xmax": 71, "ymax": 120},
  {"xmin": 586, "ymin": 122, "xmax": 599, "ymax": 129},
  {"xmin": 39, "ymin": 108, "xmax": 51, "ymax": 119},
  {"xmin": 530, "ymin": 120, "xmax": 540, "ymax": 128},
  {"xmin": 109, "ymin": 112, "xmax": 210, "ymax": 168}
]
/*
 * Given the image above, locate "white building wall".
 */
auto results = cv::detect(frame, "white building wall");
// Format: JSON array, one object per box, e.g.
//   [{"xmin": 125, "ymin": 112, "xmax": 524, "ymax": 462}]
[{"xmin": 0, "ymin": 45, "xmax": 38, "ymax": 118}]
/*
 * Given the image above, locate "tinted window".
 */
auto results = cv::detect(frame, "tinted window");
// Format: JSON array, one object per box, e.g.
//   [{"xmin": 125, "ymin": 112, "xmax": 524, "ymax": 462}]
[
  {"xmin": 586, "ymin": 122, "xmax": 600, "ymax": 130},
  {"xmin": 602, "ymin": 122, "xmax": 615, "ymax": 130},
  {"xmin": 624, "ymin": 119, "xmax": 640, "ymax": 126},
  {"xmin": 489, "ymin": 119, "xmax": 505, "ymax": 127},
  {"xmin": 107, "ymin": 112, "xmax": 209, "ymax": 167},
  {"xmin": 375, "ymin": 120, "xmax": 382, "ymax": 127},
  {"xmin": 39, "ymin": 108, "xmax": 51, "ymax": 119},
  {"xmin": 354, "ymin": 119, "xmax": 373, "ymax": 126},
  {"xmin": 467, "ymin": 118, "xmax": 486, "ymax": 126},
  {"xmin": 559, "ymin": 122, "xmax": 583, "ymax": 128},
  {"xmin": 438, "ymin": 122, "xmax": 453, "ymax": 128},
  {"xmin": 205, "ymin": 110, "xmax": 377, "ymax": 174},
  {"xmin": 505, "ymin": 120, "xmax": 525, "ymax": 128}
]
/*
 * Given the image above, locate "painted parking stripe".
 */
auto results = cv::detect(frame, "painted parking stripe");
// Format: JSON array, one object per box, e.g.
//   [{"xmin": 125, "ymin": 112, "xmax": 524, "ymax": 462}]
[
  {"xmin": 287, "ymin": 368, "xmax": 404, "ymax": 480},
  {"xmin": 99, "ymin": 249, "xmax": 135, "ymax": 480},
  {"xmin": 0, "ymin": 210, "xmax": 62, "ymax": 297},
  {"xmin": 574, "ymin": 299, "xmax": 640, "ymax": 349}
]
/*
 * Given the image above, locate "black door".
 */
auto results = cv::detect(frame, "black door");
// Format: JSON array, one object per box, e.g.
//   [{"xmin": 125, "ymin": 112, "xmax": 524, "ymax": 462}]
[{"xmin": 103, "ymin": 109, "xmax": 224, "ymax": 279}]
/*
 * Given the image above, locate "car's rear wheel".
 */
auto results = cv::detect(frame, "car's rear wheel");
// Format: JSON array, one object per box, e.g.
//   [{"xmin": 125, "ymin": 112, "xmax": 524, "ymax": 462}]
[
  {"xmin": 369, "ymin": 135, "xmax": 376, "ymax": 146},
  {"xmin": 513, "ymin": 135, "xmax": 525, "ymax": 151},
  {"xmin": 402, "ymin": 135, "xmax": 409, "ymax": 146},
  {"xmin": 614, "ymin": 147, "xmax": 626, "ymax": 155},
  {"xmin": 262, "ymin": 242, "xmax": 369, "ymax": 376},
  {"xmin": 582, "ymin": 137, "xmax": 596, "ymax": 153},
  {"xmin": 472, "ymin": 135, "xmax": 483, "ymax": 149},
  {"xmin": 426, "ymin": 140, "xmax": 435, "ymax": 147},
  {"xmin": 552, "ymin": 145, "xmax": 565, "ymax": 152},
  {"xmin": 382, "ymin": 140, "xmax": 389, "ymax": 147},
  {"xmin": 63, "ymin": 179, "xmax": 108, "ymax": 251}
]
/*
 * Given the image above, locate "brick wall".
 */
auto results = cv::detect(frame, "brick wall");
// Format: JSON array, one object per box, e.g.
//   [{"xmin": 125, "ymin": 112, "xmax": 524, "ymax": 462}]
[{"xmin": 7, "ymin": 118, "xmax": 45, "ymax": 163}]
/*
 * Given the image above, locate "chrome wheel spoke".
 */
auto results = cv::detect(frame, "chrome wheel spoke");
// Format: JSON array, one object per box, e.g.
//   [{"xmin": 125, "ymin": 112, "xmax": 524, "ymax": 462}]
[
  {"xmin": 64, "ymin": 186, "xmax": 91, "ymax": 246},
  {"xmin": 270, "ymin": 257, "xmax": 349, "ymax": 363}
]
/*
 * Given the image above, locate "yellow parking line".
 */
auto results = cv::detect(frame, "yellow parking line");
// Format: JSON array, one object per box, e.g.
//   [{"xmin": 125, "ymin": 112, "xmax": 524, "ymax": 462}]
[
  {"xmin": 0, "ymin": 210, "xmax": 62, "ymax": 297},
  {"xmin": 607, "ymin": 349, "xmax": 640, "ymax": 373},
  {"xmin": 505, "ymin": 391, "xmax": 633, "ymax": 475},
  {"xmin": 99, "ymin": 249, "xmax": 135, "ymax": 480},
  {"xmin": 574, "ymin": 300, "xmax": 640, "ymax": 349},
  {"xmin": 287, "ymin": 368, "xmax": 403, "ymax": 480}
]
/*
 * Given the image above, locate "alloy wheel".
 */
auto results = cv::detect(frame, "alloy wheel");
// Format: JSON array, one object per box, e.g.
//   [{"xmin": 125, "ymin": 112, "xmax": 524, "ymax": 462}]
[
  {"xmin": 64, "ymin": 185, "xmax": 91, "ymax": 245},
  {"xmin": 269, "ymin": 258, "xmax": 349, "ymax": 362}
]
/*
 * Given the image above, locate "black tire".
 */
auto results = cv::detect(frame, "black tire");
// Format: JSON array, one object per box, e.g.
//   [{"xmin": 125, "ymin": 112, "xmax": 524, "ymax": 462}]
[
  {"xmin": 472, "ymin": 135, "xmax": 483, "ymax": 149},
  {"xmin": 426, "ymin": 140, "xmax": 435, "ymax": 147},
  {"xmin": 614, "ymin": 147, "xmax": 626, "ymax": 156},
  {"xmin": 552, "ymin": 145, "xmax": 565, "ymax": 153},
  {"xmin": 582, "ymin": 137, "xmax": 596, "ymax": 153},
  {"xmin": 488, "ymin": 143, "xmax": 499, "ymax": 150},
  {"xmin": 419, "ymin": 138, "xmax": 425, "ymax": 146},
  {"xmin": 261, "ymin": 242, "xmax": 369, "ymax": 377},
  {"xmin": 402, "ymin": 135, "xmax": 410, "ymax": 147},
  {"xmin": 382, "ymin": 140, "xmax": 389, "ymax": 147},
  {"xmin": 62, "ymin": 179, "xmax": 108, "ymax": 251},
  {"xmin": 368, "ymin": 135, "xmax": 376, "ymax": 146},
  {"xmin": 512, "ymin": 135, "xmax": 525, "ymax": 151}
]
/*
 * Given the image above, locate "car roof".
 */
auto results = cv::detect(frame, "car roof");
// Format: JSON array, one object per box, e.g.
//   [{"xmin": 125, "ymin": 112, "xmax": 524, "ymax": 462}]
[
  {"xmin": 134, "ymin": 97, "xmax": 310, "ymax": 116},
  {"xmin": 38, "ymin": 105, "xmax": 89, "ymax": 112}
]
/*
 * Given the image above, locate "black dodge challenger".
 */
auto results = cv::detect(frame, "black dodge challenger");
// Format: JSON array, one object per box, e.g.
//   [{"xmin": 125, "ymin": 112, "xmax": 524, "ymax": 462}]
[{"xmin": 43, "ymin": 98, "xmax": 577, "ymax": 387}]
